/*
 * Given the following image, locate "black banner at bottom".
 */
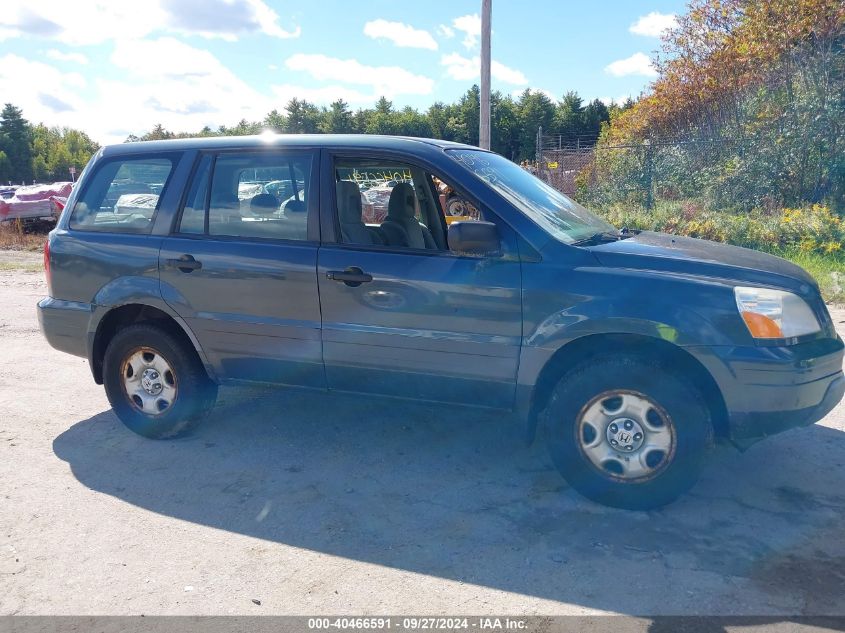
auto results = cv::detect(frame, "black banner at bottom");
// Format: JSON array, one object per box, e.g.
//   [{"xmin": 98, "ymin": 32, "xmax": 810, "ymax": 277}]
[{"xmin": 1, "ymin": 617, "xmax": 845, "ymax": 633}]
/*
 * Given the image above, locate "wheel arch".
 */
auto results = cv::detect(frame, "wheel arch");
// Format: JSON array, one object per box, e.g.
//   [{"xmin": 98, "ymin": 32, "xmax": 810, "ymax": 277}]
[
  {"xmin": 527, "ymin": 333, "xmax": 729, "ymax": 443},
  {"xmin": 89, "ymin": 303, "xmax": 213, "ymax": 385}
]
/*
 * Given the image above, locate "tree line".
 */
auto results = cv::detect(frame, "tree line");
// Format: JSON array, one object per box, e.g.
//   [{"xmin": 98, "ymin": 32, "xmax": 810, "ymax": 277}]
[
  {"xmin": 1, "ymin": 88, "xmax": 626, "ymax": 185},
  {"xmin": 0, "ymin": 104, "xmax": 100, "ymax": 185},
  {"xmin": 130, "ymin": 87, "xmax": 625, "ymax": 163}
]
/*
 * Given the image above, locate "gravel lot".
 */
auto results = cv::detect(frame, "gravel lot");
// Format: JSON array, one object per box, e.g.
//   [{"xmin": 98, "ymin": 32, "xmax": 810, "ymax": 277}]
[{"xmin": 1, "ymin": 250, "xmax": 844, "ymax": 617}]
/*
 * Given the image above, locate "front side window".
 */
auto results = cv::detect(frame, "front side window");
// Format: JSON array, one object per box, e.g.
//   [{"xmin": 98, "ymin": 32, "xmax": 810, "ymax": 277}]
[
  {"xmin": 335, "ymin": 159, "xmax": 437, "ymax": 249},
  {"xmin": 70, "ymin": 156, "xmax": 176, "ymax": 233},
  {"xmin": 448, "ymin": 149, "xmax": 615, "ymax": 244},
  {"xmin": 179, "ymin": 152, "xmax": 313, "ymax": 241},
  {"xmin": 334, "ymin": 158, "xmax": 486, "ymax": 252}
]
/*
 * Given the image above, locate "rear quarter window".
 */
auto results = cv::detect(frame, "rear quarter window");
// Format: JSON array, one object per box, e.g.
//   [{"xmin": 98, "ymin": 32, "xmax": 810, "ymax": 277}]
[{"xmin": 69, "ymin": 155, "xmax": 178, "ymax": 233}]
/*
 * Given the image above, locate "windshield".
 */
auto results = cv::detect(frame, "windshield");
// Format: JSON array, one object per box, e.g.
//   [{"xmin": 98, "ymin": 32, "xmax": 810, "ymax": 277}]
[{"xmin": 448, "ymin": 149, "xmax": 615, "ymax": 244}]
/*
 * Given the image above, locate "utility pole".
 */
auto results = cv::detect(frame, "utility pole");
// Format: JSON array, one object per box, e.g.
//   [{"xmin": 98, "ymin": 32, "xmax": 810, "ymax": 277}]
[{"xmin": 479, "ymin": 0, "xmax": 491, "ymax": 150}]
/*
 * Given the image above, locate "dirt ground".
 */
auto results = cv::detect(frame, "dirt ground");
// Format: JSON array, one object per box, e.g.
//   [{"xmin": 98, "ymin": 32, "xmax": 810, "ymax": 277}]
[{"xmin": 1, "ymin": 250, "xmax": 845, "ymax": 617}]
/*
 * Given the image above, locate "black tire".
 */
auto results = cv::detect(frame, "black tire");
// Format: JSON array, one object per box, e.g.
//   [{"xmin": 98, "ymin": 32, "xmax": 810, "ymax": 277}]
[
  {"xmin": 103, "ymin": 323, "xmax": 217, "ymax": 439},
  {"xmin": 544, "ymin": 354, "xmax": 711, "ymax": 510}
]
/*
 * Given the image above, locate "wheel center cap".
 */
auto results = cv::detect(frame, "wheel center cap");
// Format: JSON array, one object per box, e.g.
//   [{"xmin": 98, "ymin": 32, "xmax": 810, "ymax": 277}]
[
  {"xmin": 607, "ymin": 417, "xmax": 645, "ymax": 452},
  {"xmin": 141, "ymin": 368, "xmax": 163, "ymax": 395}
]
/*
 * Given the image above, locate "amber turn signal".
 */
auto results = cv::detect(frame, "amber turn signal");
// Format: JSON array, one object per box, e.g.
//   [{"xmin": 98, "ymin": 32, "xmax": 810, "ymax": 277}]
[{"xmin": 741, "ymin": 312, "xmax": 783, "ymax": 338}]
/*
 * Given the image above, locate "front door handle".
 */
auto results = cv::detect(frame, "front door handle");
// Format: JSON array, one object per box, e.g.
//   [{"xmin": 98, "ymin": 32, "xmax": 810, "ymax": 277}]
[
  {"xmin": 165, "ymin": 254, "xmax": 202, "ymax": 273},
  {"xmin": 326, "ymin": 267, "xmax": 373, "ymax": 287}
]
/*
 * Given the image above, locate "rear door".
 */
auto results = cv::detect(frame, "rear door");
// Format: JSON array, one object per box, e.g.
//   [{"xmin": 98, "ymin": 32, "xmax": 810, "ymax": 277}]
[
  {"xmin": 159, "ymin": 149, "xmax": 324, "ymax": 387},
  {"xmin": 317, "ymin": 153, "xmax": 523, "ymax": 408}
]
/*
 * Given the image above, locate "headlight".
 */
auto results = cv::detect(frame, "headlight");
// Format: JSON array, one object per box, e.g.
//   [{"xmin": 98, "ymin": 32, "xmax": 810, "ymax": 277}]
[{"xmin": 734, "ymin": 286, "xmax": 821, "ymax": 339}]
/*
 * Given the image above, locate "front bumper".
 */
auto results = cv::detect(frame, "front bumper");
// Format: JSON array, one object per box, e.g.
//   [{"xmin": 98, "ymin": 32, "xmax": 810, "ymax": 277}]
[{"xmin": 692, "ymin": 336, "xmax": 845, "ymax": 446}]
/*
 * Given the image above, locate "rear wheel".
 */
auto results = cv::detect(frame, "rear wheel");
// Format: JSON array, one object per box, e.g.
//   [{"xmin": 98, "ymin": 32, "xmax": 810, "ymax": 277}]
[
  {"xmin": 103, "ymin": 323, "xmax": 217, "ymax": 439},
  {"xmin": 544, "ymin": 354, "xmax": 711, "ymax": 509}
]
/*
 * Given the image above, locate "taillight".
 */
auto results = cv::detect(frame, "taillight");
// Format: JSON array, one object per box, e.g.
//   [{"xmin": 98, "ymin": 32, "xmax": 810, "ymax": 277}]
[{"xmin": 43, "ymin": 239, "xmax": 52, "ymax": 295}]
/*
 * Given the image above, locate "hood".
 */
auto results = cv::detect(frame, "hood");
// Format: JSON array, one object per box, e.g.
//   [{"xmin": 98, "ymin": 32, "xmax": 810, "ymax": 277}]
[{"xmin": 588, "ymin": 231, "xmax": 817, "ymax": 291}]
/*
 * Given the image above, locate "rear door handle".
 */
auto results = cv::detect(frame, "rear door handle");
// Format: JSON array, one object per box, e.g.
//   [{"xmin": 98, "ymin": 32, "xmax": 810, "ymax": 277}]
[
  {"xmin": 326, "ymin": 267, "xmax": 373, "ymax": 287},
  {"xmin": 165, "ymin": 254, "xmax": 202, "ymax": 273}
]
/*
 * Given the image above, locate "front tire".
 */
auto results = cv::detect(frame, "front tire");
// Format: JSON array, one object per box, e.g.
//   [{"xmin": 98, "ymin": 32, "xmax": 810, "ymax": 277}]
[
  {"xmin": 544, "ymin": 354, "xmax": 711, "ymax": 509},
  {"xmin": 103, "ymin": 323, "xmax": 217, "ymax": 439}
]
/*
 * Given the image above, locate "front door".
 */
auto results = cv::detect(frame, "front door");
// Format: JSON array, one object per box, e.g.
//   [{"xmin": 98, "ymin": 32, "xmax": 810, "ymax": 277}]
[
  {"xmin": 159, "ymin": 149, "xmax": 324, "ymax": 387},
  {"xmin": 317, "ymin": 155, "xmax": 522, "ymax": 408}
]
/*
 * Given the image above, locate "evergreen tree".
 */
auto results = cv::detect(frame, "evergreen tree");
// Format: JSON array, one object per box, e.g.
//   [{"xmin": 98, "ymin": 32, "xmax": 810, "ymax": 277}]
[
  {"xmin": 0, "ymin": 104, "xmax": 33, "ymax": 183},
  {"xmin": 263, "ymin": 109, "xmax": 287, "ymax": 132},
  {"xmin": 320, "ymin": 99, "xmax": 354, "ymax": 133},
  {"xmin": 285, "ymin": 98, "xmax": 320, "ymax": 133},
  {"xmin": 581, "ymin": 99, "xmax": 610, "ymax": 141},
  {"xmin": 553, "ymin": 91, "xmax": 585, "ymax": 140},
  {"xmin": 517, "ymin": 89, "xmax": 555, "ymax": 160}
]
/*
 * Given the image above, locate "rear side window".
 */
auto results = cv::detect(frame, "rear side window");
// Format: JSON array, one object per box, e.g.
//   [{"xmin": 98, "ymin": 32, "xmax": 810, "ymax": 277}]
[
  {"xmin": 178, "ymin": 151, "xmax": 314, "ymax": 241},
  {"xmin": 70, "ymin": 156, "xmax": 176, "ymax": 233}
]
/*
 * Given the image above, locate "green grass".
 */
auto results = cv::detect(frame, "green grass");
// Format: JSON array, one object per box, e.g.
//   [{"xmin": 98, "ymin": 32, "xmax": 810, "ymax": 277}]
[{"xmin": 771, "ymin": 248, "xmax": 845, "ymax": 305}]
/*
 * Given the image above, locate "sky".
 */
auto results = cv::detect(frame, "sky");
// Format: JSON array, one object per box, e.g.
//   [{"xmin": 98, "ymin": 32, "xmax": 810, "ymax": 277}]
[{"xmin": 0, "ymin": 0, "xmax": 686, "ymax": 144}]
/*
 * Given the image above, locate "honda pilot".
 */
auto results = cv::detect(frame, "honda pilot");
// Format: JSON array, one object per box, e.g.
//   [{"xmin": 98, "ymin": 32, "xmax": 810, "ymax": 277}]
[{"xmin": 38, "ymin": 135, "xmax": 845, "ymax": 509}]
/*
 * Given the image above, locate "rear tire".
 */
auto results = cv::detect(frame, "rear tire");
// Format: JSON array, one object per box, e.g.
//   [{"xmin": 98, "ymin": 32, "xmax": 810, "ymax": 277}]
[
  {"xmin": 544, "ymin": 354, "xmax": 711, "ymax": 510},
  {"xmin": 103, "ymin": 323, "xmax": 217, "ymax": 439}
]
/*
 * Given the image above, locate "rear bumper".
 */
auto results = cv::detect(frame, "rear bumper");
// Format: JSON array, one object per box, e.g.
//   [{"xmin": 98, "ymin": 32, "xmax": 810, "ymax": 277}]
[
  {"xmin": 37, "ymin": 297, "xmax": 90, "ymax": 358},
  {"xmin": 693, "ymin": 336, "xmax": 844, "ymax": 445}
]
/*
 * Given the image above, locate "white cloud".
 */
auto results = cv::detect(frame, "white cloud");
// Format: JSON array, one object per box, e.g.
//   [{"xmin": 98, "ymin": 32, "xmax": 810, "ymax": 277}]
[
  {"xmin": 441, "ymin": 53, "xmax": 476, "ymax": 80},
  {"xmin": 0, "ymin": 0, "xmax": 299, "ymax": 45},
  {"xmin": 437, "ymin": 24, "xmax": 454, "ymax": 38},
  {"xmin": 0, "ymin": 2, "xmax": 167, "ymax": 45},
  {"xmin": 0, "ymin": 54, "xmax": 87, "ymax": 124},
  {"xmin": 159, "ymin": 0, "xmax": 300, "ymax": 40},
  {"xmin": 363, "ymin": 19, "xmax": 437, "ymax": 50},
  {"xmin": 46, "ymin": 49, "xmax": 88, "ymax": 65},
  {"xmin": 452, "ymin": 14, "xmax": 481, "ymax": 49},
  {"xmin": 111, "ymin": 37, "xmax": 231, "ymax": 79},
  {"xmin": 48, "ymin": 39, "xmax": 272, "ymax": 142},
  {"xmin": 492, "ymin": 60, "xmax": 528, "ymax": 85},
  {"xmin": 605, "ymin": 52, "xmax": 658, "ymax": 77},
  {"xmin": 441, "ymin": 53, "xmax": 528, "ymax": 85},
  {"xmin": 285, "ymin": 53, "xmax": 434, "ymax": 97},
  {"xmin": 3, "ymin": 45, "xmax": 400, "ymax": 145},
  {"xmin": 629, "ymin": 12, "xmax": 677, "ymax": 37}
]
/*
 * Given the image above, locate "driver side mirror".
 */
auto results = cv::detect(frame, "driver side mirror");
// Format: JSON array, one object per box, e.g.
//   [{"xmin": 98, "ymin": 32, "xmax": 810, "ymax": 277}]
[{"xmin": 448, "ymin": 220, "xmax": 501, "ymax": 257}]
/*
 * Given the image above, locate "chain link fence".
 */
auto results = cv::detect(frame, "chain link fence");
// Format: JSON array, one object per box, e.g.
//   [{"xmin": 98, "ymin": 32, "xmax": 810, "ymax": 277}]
[{"xmin": 534, "ymin": 132, "xmax": 754, "ymax": 209}]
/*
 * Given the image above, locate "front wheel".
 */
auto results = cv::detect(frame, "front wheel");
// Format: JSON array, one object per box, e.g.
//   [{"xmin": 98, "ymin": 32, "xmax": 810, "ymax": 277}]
[
  {"xmin": 544, "ymin": 355, "xmax": 711, "ymax": 509},
  {"xmin": 103, "ymin": 323, "xmax": 217, "ymax": 439}
]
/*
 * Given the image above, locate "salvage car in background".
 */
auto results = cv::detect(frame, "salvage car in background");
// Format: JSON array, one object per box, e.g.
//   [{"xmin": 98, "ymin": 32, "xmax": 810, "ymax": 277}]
[{"xmin": 0, "ymin": 182, "xmax": 72, "ymax": 222}]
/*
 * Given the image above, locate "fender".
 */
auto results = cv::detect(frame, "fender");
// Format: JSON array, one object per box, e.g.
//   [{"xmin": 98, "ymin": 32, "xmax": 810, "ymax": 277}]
[
  {"xmin": 86, "ymin": 275, "xmax": 216, "ymax": 381},
  {"xmin": 516, "ymin": 268, "xmax": 746, "ymax": 438}
]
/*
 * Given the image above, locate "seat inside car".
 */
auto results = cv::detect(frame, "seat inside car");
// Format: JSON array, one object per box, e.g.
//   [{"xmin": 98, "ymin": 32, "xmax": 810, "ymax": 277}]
[
  {"xmin": 337, "ymin": 181, "xmax": 384, "ymax": 245},
  {"xmin": 380, "ymin": 182, "xmax": 437, "ymax": 249},
  {"xmin": 249, "ymin": 193, "xmax": 278, "ymax": 216}
]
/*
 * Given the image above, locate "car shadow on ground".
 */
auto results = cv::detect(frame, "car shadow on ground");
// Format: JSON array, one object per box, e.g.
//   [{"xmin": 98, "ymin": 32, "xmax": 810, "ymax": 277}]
[{"xmin": 53, "ymin": 385, "xmax": 845, "ymax": 616}]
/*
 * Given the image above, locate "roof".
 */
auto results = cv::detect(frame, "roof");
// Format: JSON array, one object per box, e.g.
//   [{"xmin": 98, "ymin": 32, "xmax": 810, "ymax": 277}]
[{"xmin": 102, "ymin": 134, "xmax": 480, "ymax": 157}]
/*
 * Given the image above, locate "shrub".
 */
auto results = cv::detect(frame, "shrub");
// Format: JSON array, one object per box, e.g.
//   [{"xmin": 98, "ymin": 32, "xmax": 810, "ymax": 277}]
[{"xmin": 596, "ymin": 201, "xmax": 845, "ymax": 254}]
